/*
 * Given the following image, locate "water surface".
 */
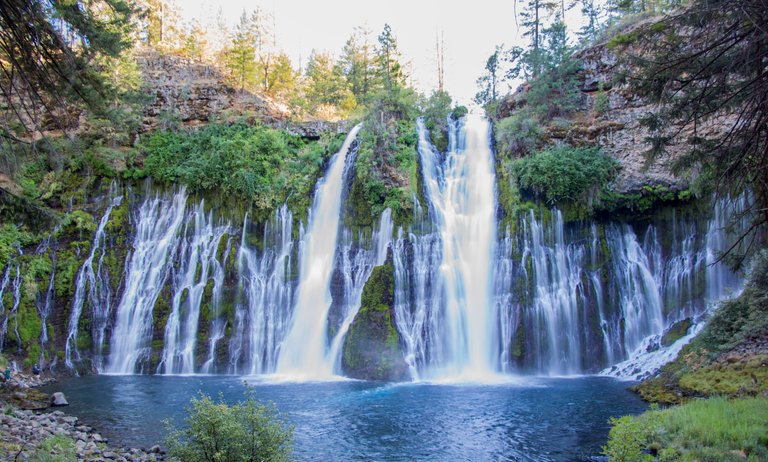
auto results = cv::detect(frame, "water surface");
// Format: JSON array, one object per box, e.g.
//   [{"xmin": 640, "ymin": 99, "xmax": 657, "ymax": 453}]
[{"xmin": 46, "ymin": 375, "xmax": 645, "ymax": 461}]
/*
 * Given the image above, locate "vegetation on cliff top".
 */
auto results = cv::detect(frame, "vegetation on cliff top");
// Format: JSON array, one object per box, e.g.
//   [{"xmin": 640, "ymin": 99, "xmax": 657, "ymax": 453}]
[{"xmin": 141, "ymin": 122, "xmax": 344, "ymax": 218}]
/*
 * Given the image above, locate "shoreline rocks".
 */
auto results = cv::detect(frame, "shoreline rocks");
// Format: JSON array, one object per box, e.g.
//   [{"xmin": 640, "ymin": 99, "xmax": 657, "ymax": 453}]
[
  {"xmin": 0, "ymin": 371, "xmax": 165, "ymax": 462},
  {"xmin": 0, "ymin": 408, "xmax": 166, "ymax": 461}
]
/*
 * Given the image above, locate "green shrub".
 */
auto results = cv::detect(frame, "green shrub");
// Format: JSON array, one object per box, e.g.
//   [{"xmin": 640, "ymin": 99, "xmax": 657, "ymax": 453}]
[
  {"xmin": 511, "ymin": 145, "xmax": 620, "ymax": 205},
  {"xmin": 697, "ymin": 250, "xmax": 768, "ymax": 352},
  {"xmin": 603, "ymin": 409, "xmax": 661, "ymax": 462},
  {"xmin": 422, "ymin": 90, "xmax": 452, "ymax": 152},
  {"xmin": 594, "ymin": 82, "xmax": 609, "ymax": 114},
  {"xmin": 165, "ymin": 391, "xmax": 293, "ymax": 462},
  {"xmin": 494, "ymin": 113, "xmax": 543, "ymax": 157},
  {"xmin": 142, "ymin": 122, "xmax": 342, "ymax": 216},
  {"xmin": 347, "ymin": 89, "xmax": 421, "ymax": 227},
  {"xmin": 0, "ymin": 224, "xmax": 34, "ymax": 273}
]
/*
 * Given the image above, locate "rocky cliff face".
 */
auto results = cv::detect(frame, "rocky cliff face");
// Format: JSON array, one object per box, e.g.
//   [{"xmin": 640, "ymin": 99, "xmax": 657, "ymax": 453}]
[
  {"xmin": 497, "ymin": 39, "xmax": 701, "ymax": 196},
  {"xmin": 136, "ymin": 49, "xmax": 347, "ymax": 138}
]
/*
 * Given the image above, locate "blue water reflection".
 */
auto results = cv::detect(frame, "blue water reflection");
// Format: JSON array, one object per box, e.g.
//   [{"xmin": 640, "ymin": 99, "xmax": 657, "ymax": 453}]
[{"xmin": 45, "ymin": 376, "xmax": 646, "ymax": 461}]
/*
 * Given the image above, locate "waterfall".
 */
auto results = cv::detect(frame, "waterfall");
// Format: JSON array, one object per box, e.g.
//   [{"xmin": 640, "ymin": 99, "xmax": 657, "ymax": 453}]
[
  {"xmin": 65, "ymin": 186, "xmax": 123, "ymax": 370},
  {"xmin": 276, "ymin": 124, "xmax": 362, "ymax": 378},
  {"xmin": 493, "ymin": 226, "xmax": 520, "ymax": 374},
  {"xmin": 606, "ymin": 224, "xmax": 665, "ymax": 356},
  {"xmin": 0, "ymin": 258, "xmax": 21, "ymax": 351},
  {"xmin": 231, "ymin": 205, "xmax": 295, "ymax": 375},
  {"xmin": 327, "ymin": 208, "xmax": 393, "ymax": 373},
  {"xmin": 525, "ymin": 210, "xmax": 589, "ymax": 375},
  {"xmin": 603, "ymin": 194, "xmax": 749, "ymax": 378},
  {"xmin": 157, "ymin": 201, "xmax": 231, "ymax": 375},
  {"xmin": 200, "ymin": 236, "xmax": 231, "ymax": 374},
  {"xmin": 392, "ymin": 115, "xmax": 498, "ymax": 380},
  {"xmin": 10, "ymin": 263, "xmax": 22, "ymax": 351},
  {"xmin": 107, "ymin": 189, "xmax": 187, "ymax": 374},
  {"xmin": 705, "ymin": 194, "xmax": 748, "ymax": 301},
  {"xmin": 36, "ymin": 252, "xmax": 56, "ymax": 367},
  {"xmin": 392, "ymin": 201, "xmax": 443, "ymax": 380}
]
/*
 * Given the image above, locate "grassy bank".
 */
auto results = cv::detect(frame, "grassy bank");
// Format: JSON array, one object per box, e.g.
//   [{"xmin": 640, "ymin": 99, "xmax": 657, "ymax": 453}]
[{"xmin": 605, "ymin": 397, "xmax": 768, "ymax": 462}]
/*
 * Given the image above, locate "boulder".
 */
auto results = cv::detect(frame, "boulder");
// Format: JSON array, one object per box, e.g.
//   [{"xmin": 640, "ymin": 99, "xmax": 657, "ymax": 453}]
[{"xmin": 50, "ymin": 392, "xmax": 69, "ymax": 407}]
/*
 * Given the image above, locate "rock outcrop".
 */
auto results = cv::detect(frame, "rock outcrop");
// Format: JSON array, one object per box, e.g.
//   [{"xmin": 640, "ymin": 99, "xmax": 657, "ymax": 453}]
[
  {"xmin": 135, "ymin": 49, "xmax": 348, "ymax": 138},
  {"xmin": 342, "ymin": 256, "xmax": 408, "ymax": 381},
  {"xmin": 496, "ymin": 32, "xmax": 706, "ymax": 196}
]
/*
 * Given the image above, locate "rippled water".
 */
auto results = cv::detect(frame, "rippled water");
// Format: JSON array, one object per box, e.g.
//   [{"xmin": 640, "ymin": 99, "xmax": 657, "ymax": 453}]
[{"xmin": 45, "ymin": 376, "xmax": 646, "ymax": 461}]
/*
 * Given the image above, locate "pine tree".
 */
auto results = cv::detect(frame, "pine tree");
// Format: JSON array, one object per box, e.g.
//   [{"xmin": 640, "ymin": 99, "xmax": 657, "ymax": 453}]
[
  {"xmin": 226, "ymin": 12, "xmax": 258, "ymax": 92},
  {"xmin": 375, "ymin": 24, "xmax": 404, "ymax": 93},
  {"xmin": 340, "ymin": 26, "xmax": 378, "ymax": 102},
  {"xmin": 305, "ymin": 51, "xmax": 355, "ymax": 116},
  {"xmin": 267, "ymin": 53, "xmax": 298, "ymax": 98},
  {"xmin": 518, "ymin": 0, "xmax": 558, "ymax": 79},
  {"xmin": 627, "ymin": 0, "xmax": 768, "ymax": 262},
  {"xmin": 474, "ymin": 46, "xmax": 503, "ymax": 106},
  {"xmin": 578, "ymin": 0, "xmax": 603, "ymax": 45},
  {"xmin": 0, "ymin": 0, "xmax": 135, "ymax": 134}
]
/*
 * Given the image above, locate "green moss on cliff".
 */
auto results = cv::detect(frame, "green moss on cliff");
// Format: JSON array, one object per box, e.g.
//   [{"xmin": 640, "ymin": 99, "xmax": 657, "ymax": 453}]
[{"xmin": 342, "ymin": 259, "xmax": 407, "ymax": 381}]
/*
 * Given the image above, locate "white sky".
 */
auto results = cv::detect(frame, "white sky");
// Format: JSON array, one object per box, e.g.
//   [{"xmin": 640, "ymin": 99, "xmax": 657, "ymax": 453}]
[{"xmin": 177, "ymin": 0, "xmax": 589, "ymax": 105}]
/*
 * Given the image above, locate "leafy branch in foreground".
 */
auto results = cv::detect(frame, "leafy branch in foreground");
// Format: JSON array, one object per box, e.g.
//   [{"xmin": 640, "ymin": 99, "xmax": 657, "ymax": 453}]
[
  {"xmin": 620, "ymin": 0, "xmax": 768, "ymax": 266},
  {"xmin": 0, "ymin": 0, "xmax": 135, "ymax": 134}
]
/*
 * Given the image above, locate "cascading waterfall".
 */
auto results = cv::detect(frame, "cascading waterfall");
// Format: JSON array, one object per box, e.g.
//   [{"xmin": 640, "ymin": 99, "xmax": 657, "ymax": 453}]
[
  {"xmin": 157, "ymin": 201, "xmax": 231, "ymax": 375},
  {"xmin": 606, "ymin": 224, "xmax": 665, "ymax": 357},
  {"xmin": 65, "ymin": 186, "xmax": 123, "ymax": 370},
  {"xmin": 494, "ymin": 226, "xmax": 520, "ymax": 374},
  {"xmin": 603, "ymin": 194, "xmax": 749, "ymax": 378},
  {"xmin": 200, "ymin": 236, "xmax": 231, "ymax": 375},
  {"xmin": 393, "ymin": 115, "xmax": 498, "ymax": 380},
  {"xmin": 36, "ymin": 250, "xmax": 56, "ymax": 367},
  {"xmin": 48, "ymin": 125, "xmax": 746, "ymax": 380},
  {"xmin": 393, "ymin": 200, "xmax": 443, "ymax": 379},
  {"xmin": 526, "ymin": 210, "xmax": 590, "ymax": 375},
  {"xmin": 705, "ymin": 194, "xmax": 749, "ymax": 301},
  {"xmin": 0, "ymin": 257, "xmax": 21, "ymax": 350},
  {"xmin": 107, "ymin": 189, "xmax": 187, "ymax": 374},
  {"xmin": 327, "ymin": 208, "xmax": 393, "ymax": 373},
  {"xmin": 231, "ymin": 206, "xmax": 296, "ymax": 375},
  {"xmin": 8, "ymin": 256, "xmax": 22, "ymax": 351},
  {"xmin": 276, "ymin": 124, "xmax": 362, "ymax": 378}
]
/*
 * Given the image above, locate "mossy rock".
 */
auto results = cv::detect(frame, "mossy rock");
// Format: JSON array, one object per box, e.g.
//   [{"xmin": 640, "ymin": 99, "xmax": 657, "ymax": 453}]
[
  {"xmin": 661, "ymin": 318, "xmax": 692, "ymax": 347},
  {"xmin": 2, "ymin": 388, "xmax": 49, "ymax": 410},
  {"xmin": 341, "ymin": 258, "xmax": 408, "ymax": 381}
]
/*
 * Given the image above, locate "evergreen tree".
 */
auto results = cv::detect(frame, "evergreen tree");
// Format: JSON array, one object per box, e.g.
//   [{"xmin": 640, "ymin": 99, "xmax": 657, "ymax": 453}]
[
  {"xmin": 226, "ymin": 12, "xmax": 258, "ymax": 92},
  {"xmin": 305, "ymin": 51, "xmax": 355, "ymax": 116},
  {"xmin": 340, "ymin": 26, "xmax": 378, "ymax": 102},
  {"xmin": 140, "ymin": 0, "xmax": 183, "ymax": 51},
  {"xmin": 517, "ymin": 0, "xmax": 558, "ymax": 79},
  {"xmin": 375, "ymin": 24, "xmax": 404, "ymax": 93},
  {"xmin": 180, "ymin": 21, "xmax": 208, "ymax": 61},
  {"xmin": 0, "ymin": 0, "xmax": 135, "ymax": 134},
  {"xmin": 266, "ymin": 53, "xmax": 298, "ymax": 98},
  {"xmin": 578, "ymin": 0, "xmax": 603, "ymax": 45},
  {"xmin": 474, "ymin": 46, "xmax": 504, "ymax": 106},
  {"xmin": 528, "ymin": 15, "xmax": 582, "ymax": 117},
  {"xmin": 627, "ymin": 0, "xmax": 768, "ymax": 262}
]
